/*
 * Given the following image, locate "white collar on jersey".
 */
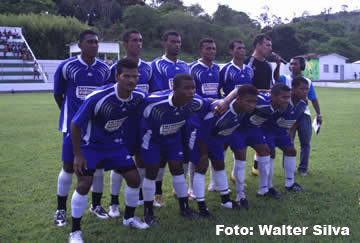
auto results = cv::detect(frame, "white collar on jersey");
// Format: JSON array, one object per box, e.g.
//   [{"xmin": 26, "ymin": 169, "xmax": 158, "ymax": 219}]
[
  {"xmin": 198, "ymin": 59, "xmax": 215, "ymax": 69},
  {"xmin": 230, "ymin": 60, "xmax": 245, "ymax": 71},
  {"xmin": 162, "ymin": 55, "xmax": 183, "ymax": 64},
  {"xmin": 168, "ymin": 91, "xmax": 176, "ymax": 107},
  {"xmin": 78, "ymin": 55, "xmax": 97, "ymax": 67},
  {"xmin": 114, "ymin": 83, "xmax": 133, "ymax": 102},
  {"xmin": 229, "ymin": 99, "xmax": 238, "ymax": 115}
]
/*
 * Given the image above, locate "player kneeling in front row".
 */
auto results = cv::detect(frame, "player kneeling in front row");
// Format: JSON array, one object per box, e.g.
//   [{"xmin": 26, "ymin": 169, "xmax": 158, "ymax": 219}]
[
  {"xmin": 69, "ymin": 58, "xmax": 148, "ymax": 243},
  {"xmin": 189, "ymin": 84, "xmax": 259, "ymax": 213},
  {"xmin": 140, "ymin": 73, "xmax": 211, "ymax": 225}
]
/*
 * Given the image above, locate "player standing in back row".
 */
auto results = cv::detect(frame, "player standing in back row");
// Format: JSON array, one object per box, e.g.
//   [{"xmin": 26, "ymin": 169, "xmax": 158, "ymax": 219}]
[{"xmin": 53, "ymin": 30, "xmax": 111, "ymax": 227}]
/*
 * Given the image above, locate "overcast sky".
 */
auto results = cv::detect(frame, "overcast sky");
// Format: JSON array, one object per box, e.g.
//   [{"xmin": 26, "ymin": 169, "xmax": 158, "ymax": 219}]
[{"xmin": 182, "ymin": 0, "xmax": 360, "ymax": 22}]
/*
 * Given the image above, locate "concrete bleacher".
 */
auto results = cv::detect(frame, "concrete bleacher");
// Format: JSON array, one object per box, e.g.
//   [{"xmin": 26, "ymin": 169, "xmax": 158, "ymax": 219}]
[{"xmin": 0, "ymin": 26, "xmax": 53, "ymax": 92}]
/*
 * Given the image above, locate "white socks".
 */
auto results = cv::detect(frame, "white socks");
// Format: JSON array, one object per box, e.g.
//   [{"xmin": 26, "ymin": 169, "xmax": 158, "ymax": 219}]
[
  {"xmin": 91, "ymin": 169, "xmax": 104, "ymax": 193},
  {"xmin": 137, "ymin": 168, "xmax": 146, "ymax": 188},
  {"xmin": 57, "ymin": 168, "xmax": 73, "ymax": 196},
  {"xmin": 208, "ymin": 163, "xmax": 217, "ymax": 189},
  {"xmin": 257, "ymin": 155, "xmax": 270, "ymax": 194},
  {"xmin": 268, "ymin": 158, "xmax": 274, "ymax": 189},
  {"xmin": 183, "ymin": 163, "xmax": 189, "ymax": 180},
  {"xmin": 233, "ymin": 157, "xmax": 246, "ymax": 199},
  {"xmin": 193, "ymin": 172, "xmax": 205, "ymax": 201},
  {"xmin": 172, "ymin": 174, "xmax": 188, "ymax": 198},
  {"xmin": 142, "ymin": 178, "xmax": 155, "ymax": 201},
  {"xmin": 214, "ymin": 170, "xmax": 228, "ymax": 195},
  {"xmin": 284, "ymin": 155, "xmax": 296, "ymax": 187},
  {"xmin": 125, "ymin": 185, "xmax": 139, "ymax": 207},
  {"xmin": 110, "ymin": 170, "xmax": 123, "ymax": 196},
  {"xmin": 71, "ymin": 190, "xmax": 88, "ymax": 218},
  {"xmin": 188, "ymin": 162, "xmax": 196, "ymax": 193}
]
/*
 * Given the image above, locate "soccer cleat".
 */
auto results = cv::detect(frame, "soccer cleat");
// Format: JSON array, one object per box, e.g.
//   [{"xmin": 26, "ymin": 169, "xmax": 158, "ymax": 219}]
[
  {"xmin": 298, "ymin": 170, "xmax": 308, "ymax": 176},
  {"xmin": 199, "ymin": 209, "xmax": 215, "ymax": 220},
  {"xmin": 89, "ymin": 205, "xmax": 111, "ymax": 219},
  {"xmin": 286, "ymin": 183, "xmax": 304, "ymax": 192},
  {"xmin": 153, "ymin": 195, "xmax": 165, "ymax": 207},
  {"xmin": 69, "ymin": 230, "xmax": 83, "ymax": 243},
  {"xmin": 54, "ymin": 209, "xmax": 66, "ymax": 227},
  {"xmin": 137, "ymin": 199, "xmax": 144, "ymax": 206},
  {"xmin": 108, "ymin": 204, "xmax": 120, "ymax": 218},
  {"xmin": 239, "ymin": 198, "xmax": 249, "ymax": 210},
  {"xmin": 144, "ymin": 214, "xmax": 158, "ymax": 226},
  {"xmin": 123, "ymin": 216, "xmax": 149, "ymax": 229},
  {"xmin": 207, "ymin": 183, "xmax": 217, "ymax": 192},
  {"xmin": 268, "ymin": 187, "xmax": 282, "ymax": 199},
  {"xmin": 221, "ymin": 200, "xmax": 241, "ymax": 210},
  {"xmin": 251, "ymin": 166, "xmax": 259, "ymax": 176},
  {"xmin": 180, "ymin": 208, "xmax": 200, "ymax": 219}
]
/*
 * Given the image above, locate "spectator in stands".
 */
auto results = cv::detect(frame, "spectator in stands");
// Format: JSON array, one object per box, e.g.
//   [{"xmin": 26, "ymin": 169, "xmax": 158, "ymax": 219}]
[
  {"xmin": 7, "ymin": 29, "xmax": 12, "ymax": 37},
  {"xmin": 3, "ymin": 43, "xmax": 8, "ymax": 58},
  {"xmin": 33, "ymin": 62, "xmax": 40, "ymax": 79}
]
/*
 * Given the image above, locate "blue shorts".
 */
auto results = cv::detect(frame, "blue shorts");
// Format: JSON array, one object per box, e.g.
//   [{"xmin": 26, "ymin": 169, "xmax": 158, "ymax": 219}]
[
  {"xmin": 140, "ymin": 131, "xmax": 184, "ymax": 164},
  {"xmin": 264, "ymin": 132, "xmax": 293, "ymax": 151},
  {"xmin": 229, "ymin": 127, "xmax": 266, "ymax": 151},
  {"xmin": 62, "ymin": 132, "xmax": 74, "ymax": 163},
  {"xmin": 81, "ymin": 145, "xmax": 135, "ymax": 171}
]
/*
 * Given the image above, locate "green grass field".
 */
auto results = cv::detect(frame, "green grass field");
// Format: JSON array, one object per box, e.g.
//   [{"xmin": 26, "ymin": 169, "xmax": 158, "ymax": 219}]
[{"xmin": 0, "ymin": 87, "xmax": 359, "ymax": 242}]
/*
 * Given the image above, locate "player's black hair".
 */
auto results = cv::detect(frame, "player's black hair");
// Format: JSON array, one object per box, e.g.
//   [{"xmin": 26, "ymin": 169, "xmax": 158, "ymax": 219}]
[
  {"xmin": 237, "ymin": 84, "xmax": 258, "ymax": 97},
  {"xmin": 79, "ymin": 29, "xmax": 98, "ymax": 43},
  {"xmin": 162, "ymin": 31, "xmax": 180, "ymax": 41},
  {"xmin": 173, "ymin": 73, "xmax": 194, "ymax": 89},
  {"xmin": 199, "ymin": 38, "xmax": 215, "ymax": 50},
  {"xmin": 228, "ymin": 40, "xmax": 244, "ymax": 50},
  {"xmin": 122, "ymin": 29, "xmax": 141, "ymax": 42},
  {"xmin": 292, "ymin": 77, "xmax": 309, "ymax": 88},
  {"xmin": 252, "ymin": 34, "xmax": 271, "ymax": 48},
  {"xmin": 271, "ymin": 83, "xmax": 290, "ymax": 96},
  {"xmin": 116, "ymin": 58, "xmax": 138, "ymax": 75}
]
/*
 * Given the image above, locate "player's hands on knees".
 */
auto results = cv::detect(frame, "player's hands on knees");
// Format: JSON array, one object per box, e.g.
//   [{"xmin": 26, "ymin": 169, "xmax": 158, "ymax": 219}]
[
  {"xmin": 73, "ymin": 154, "xmax": 87, "ymax": 176},
  {"xmin": 213, "ymin": 100, "xmax": 229, "ymax": 115}
]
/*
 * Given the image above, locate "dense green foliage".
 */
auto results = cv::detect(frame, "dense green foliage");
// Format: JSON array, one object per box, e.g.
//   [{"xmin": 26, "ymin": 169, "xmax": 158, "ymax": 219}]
[{"xmin": 0, "ymin": 0, "xmax": 359, "ymax": 61}]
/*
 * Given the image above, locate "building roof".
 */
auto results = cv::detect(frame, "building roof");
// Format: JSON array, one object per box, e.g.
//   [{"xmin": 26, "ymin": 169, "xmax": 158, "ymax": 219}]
[{"xmin": 300, "ymin": 53, "xmax": 348, "ymax": 60}]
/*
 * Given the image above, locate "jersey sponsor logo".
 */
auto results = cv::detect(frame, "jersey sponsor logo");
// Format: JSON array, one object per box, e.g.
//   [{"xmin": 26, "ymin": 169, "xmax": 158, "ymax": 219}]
[
  {"xmin": 169, "ymin": 78, "xmax": 174, "ymax": 89},
  {"xmin": 136, "ymin": 84, "xmax": 149, "ymax": 93},
  {"xmin": 104, "ymin": 117, "xmax": 128, "ymax": 132},
  {"xmin": 201, "ymin": 83, "xmax": 218, "ymax": 96},
  {"xmin": 217, "ymin": 124, "xmax": 240, "ymax": 136},
  {"xmin": 159, "ymin": 120, "xmax": 186, "ymax": 135},
  {"xmin": 276, "ymin": 117, "xmax": 296, "ymax": 128},
  {"xmin": 76, "ymin": 86, "xmax": 97, "ymax": 100},
  {"xmin": 249, "ymin": 114, "xmax": 267, "ymax": 126}
]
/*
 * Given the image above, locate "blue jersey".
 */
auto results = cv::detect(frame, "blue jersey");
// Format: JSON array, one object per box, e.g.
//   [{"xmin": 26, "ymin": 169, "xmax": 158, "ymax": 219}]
[
  {"xmin": 279, "ymin": 74, "xmax": 316, "ymax": 116},
  {"xmin": 189, "ymin": 60, "xmax": 220, "ymax": 99},
  {"xmin": 219, "ymin": 61, "xmax": 253, "ymax": 96},
  {"xmin": 141, "ymin": 90, "xmax": 210, "ymax": 141},
  {"xmin": 72, "ymin": 83, "xmax": 146, "ymax": 148},
  {"xmin": 150, "ymin": 55, "xmax": 189, "ymax": 92},
  {"xmin": 54, "ymin": 55, "xmax": 110, "ymax": 133},
  {"xmin": 107, "ymin": 59, "xmax": 152, "ymax": 93},
  {"xmin": 199, "ymin": 100, "xmax": 250, "ymax": 141},
  {"xmin": 262, "ymin": 99, "xmax": 307, "ymax": 136}
]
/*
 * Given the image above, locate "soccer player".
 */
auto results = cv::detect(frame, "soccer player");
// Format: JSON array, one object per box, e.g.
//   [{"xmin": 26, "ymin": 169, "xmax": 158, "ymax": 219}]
[
  {"xmin": 105, "ymin": 29, "xmax": 152, "ymax": 217},
  {"xmin": 189, "ymin": 84, "xmax": 259, "ymax": 213},
  {"xmin": 262, "ymin": 78, "xmax": 308, "ymax": 191},
  {"xmin": 149, "ymin": 31, "xmax": 189, "ymax": 206},
  {"xmin": 141, "ymin": 73, "xmax": 210, "ymax": 225},
  {"xmin": 245, "ymin": 34, "xmax": 281, "ymax": 176},
  {"xmin": 188, "ymin": 38, "xmax": 220, "ymax": 198},
  {"xmin": 275, "ymin": 56, "xmax": 322, "ymax": 176},
  {"xmin": 68, "ymin": 58, "xmax": 149, "ymax": 243},
  {"xmin": 53, "ymin": 30, "xmax": 110, "ymax": 227},
  {"xmin": 206, "ymin": 40, "xmax": 254, "ymax": 192}
]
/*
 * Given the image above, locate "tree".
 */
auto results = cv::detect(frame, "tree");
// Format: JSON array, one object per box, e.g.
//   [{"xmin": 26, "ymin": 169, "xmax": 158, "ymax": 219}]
[
  {"xmin": 186, "ymin": 4, "xmax": 204, "ymax": 17},
  {"xmin": 0, "ymin": 0, "xmax": 56, "ymax": 14}
]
